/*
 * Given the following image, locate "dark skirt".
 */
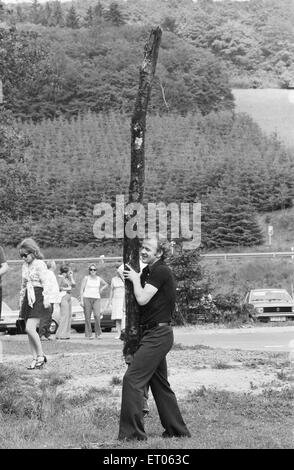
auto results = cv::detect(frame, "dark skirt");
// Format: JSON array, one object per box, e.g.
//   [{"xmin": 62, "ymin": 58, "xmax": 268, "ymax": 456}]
[{"xmin": 20, "ymin": 286, "xmax": 49, "ymax": 321}]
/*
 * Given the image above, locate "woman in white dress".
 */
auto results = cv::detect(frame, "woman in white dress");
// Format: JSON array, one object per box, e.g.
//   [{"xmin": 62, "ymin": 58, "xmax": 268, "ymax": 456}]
[
  {"xmin": 56, "ymin": 265, "xmax": 76, "ymax": 340},
  {"xmin": 108, "ymin": 265, "xmax": 125, "ymax": 339}
]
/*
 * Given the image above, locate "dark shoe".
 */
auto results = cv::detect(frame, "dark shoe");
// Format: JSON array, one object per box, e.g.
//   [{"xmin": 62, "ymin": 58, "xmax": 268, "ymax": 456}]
[
  {"xmin": 27, "ymin": 359, "xmax": 37, "ymax": 370},
  {"xmin": 162, "ymin": 430, "xmax": 191, "ymax": 438},
  {"xmin": 35, "ymin": 355, "xmax": 47, "ymax": 369}
]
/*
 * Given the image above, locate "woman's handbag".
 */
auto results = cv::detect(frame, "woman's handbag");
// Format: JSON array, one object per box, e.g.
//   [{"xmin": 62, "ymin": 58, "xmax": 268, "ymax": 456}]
[{"xmin": 17, "ymin": 300, "xmax": 27, "ymax": 334}]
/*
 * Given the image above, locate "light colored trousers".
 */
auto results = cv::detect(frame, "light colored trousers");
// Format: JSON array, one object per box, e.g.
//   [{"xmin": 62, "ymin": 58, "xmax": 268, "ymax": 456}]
[
  {"xmin": 83, "ymin": 297, "xmax": 101, "ymax": 337},
  {"xmin": 56, "ymin": 293, "xmax": 72, "ymax": 339}
]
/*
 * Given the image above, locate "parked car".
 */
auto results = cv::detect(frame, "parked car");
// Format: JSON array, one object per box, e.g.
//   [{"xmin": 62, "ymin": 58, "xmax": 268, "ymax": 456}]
[
  {"xmin": 243, "ymin": 288, "xmax": 294, "ymax": 322},
  {"xmin": 0, "ymin": 297, "xmax": 115, "ymax": 334},
  {"xmin": 50, "ymin": 297, "xmax": 115, "ymax": 334},
  {"xmin": 0, "ymin": 301, "xmax": 20, "ymax": 335}
]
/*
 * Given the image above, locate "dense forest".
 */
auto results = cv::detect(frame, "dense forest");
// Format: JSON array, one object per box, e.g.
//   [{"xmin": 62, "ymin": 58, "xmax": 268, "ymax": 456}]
[
  {"xmin": 0, "ymin": 0, "xmax": 294, "ymax": 250},
  {"xmin": 1, "ymin": 1, "xmax": 294, "ymax": 104},
  {"xmin": 0, "ymin": 19, "xmax": 234, "ymax": 120},
  {"xmin": 1, "ymin": 108, "xmax": 293, "ymax": 248},
  {"xmin": 1, "ymin": 0, "xmax": 294, "ymax": 120}
]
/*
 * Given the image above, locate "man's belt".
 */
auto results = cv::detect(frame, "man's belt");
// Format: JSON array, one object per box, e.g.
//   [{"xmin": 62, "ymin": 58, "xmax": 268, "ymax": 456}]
[{"xmin": 140, "ymin": 321, "xmax": 171, "ymax": 332}]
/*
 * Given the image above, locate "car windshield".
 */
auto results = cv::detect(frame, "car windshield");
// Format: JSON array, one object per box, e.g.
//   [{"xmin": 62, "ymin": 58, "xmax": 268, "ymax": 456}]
[{"xmin": 250, "ymin": 291, "xmax": 292, "ymax": 302}]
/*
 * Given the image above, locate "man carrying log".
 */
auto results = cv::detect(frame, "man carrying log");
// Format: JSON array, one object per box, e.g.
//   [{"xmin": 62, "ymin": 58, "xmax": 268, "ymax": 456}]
[{"xmin": 118, "ymin": 236, "xmax": 191, "ymax": 441}]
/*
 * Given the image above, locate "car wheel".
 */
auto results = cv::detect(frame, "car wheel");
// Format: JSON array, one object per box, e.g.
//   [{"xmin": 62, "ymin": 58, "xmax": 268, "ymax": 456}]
[
  {"xmin": 7, "ymin": 328, "xmax": 17, "ymax": 336},
  {"xmin": 49, "ymin": 320, "xmax": 58, "ymax": 334}
]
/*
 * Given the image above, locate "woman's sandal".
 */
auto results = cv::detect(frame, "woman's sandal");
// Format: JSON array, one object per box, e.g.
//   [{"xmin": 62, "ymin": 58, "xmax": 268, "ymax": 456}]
[
  {"xmin": 35, "ymin": 355, "xmax": 47, "ymax": 369},
  {"xmin": 27, "ymin": 359, "xmax": 37, "ymax": 370}
]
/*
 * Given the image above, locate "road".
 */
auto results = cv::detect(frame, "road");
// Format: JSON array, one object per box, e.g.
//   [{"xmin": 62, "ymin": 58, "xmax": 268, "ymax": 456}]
[
  {"xmin": 1, "ymin": 325, "xmax": 294, "ymax": 355},
  {"xmin": 173, "ymin": 325, "xmax": 294, "ymax": 352}
]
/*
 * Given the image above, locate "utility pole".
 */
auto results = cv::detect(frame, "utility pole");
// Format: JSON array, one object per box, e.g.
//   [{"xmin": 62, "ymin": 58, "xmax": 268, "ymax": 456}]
[{"xmin": 123, "ymin": 27, "xmax": 162, "ymax": 359}]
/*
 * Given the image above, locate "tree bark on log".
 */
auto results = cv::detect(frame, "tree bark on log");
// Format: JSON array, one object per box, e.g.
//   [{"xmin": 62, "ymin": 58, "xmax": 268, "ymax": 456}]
[
  {"xmin": 0, "ymin": 79, "xmax": 3, "ymax": 104},
  {"xmin": 123, "ymin": 27, "xmax": 162, "ymax": 359}
]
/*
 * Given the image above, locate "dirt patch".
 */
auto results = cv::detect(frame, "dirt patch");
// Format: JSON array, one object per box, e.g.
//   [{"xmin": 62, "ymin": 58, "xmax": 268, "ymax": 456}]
[
  {"xmin": 1, "ymin": 334, "xmax": 294, "ymax": 400},
  {"xmin": 47, "ymin": 348, "xmax": 294, "ymax": 401},
  {"xmin": 59, "ymin": 362, "xmax": 289, "ymax": 402},
  {"xmin": 170, "ymin": 367, "xmax": 278, "ymax": 396}
]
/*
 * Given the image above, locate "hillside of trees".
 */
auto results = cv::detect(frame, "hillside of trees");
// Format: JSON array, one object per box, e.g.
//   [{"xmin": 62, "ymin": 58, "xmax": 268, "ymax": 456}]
[
  {"xmin": 1, "ymin": 0, "xmax": 294, "ymax": 251},
  {"xmin": 1, "ymin": 0, "xmax": 294, "ymax": 101},
  {"xmin": 1, "ymin": 109, "xmax": 293, "ymax": 249},
  {"xmin": 0, "ymin": 22, "xmax": 234, "ymax": 120},
  {"xmin": 1, "ymin": 0, "xmax": 294, "ymax": 121}
]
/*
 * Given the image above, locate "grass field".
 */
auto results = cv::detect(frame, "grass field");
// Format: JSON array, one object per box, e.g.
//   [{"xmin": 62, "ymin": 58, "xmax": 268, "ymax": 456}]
[
  {"xmin": 1, "ymin": 336, "xmax": 294, "ymax": 449},
  {"xmin": 233, "ymin": 88, "xmax": 294, "ymax": 148},
  {"xmin": 203, "ymin": 206, "xmax": 294, "ymax": 297}
]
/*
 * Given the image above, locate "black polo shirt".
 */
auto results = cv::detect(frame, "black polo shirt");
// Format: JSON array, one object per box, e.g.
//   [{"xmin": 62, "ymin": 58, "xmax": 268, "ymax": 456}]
[{"xmin": 139, "ymin": 259, "xmax": 176, "ymax": 325}]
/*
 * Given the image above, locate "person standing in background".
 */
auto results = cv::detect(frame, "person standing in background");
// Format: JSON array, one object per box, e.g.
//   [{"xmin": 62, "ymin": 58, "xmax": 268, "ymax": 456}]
[
  {"xmin": 108, "ymin": 263, "xmax": 125, "ymax": 339},
  {"xmin": 0, "ymin": 246, "xmax": 9, "ymax": 321},
  {"xmin": 80, "ymin": 264, "xmax": 108, "ymax": 339},
  {"xmin": 56, "ymin": 265, "xmax": 75, "ymax": 340}
]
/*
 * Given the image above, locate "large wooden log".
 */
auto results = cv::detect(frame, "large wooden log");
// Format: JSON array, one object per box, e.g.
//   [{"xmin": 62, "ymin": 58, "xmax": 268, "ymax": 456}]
[
  {"xmin": 0, "ymin": 79, "xmax": 3, "ymax": 104},
  {"xmin": 123, "ymin": 27, "xmax": 162, "ymax": 358}
]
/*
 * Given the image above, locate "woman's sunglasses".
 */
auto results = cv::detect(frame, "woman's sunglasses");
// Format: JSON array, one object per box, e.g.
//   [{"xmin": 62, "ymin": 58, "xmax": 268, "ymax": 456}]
[
  {"xmin": 20, "ymin": 252, "xmax": 30, "ymax": 259},
  {"xmin": 89, "ymin": 268, "xmax": 97, "ymax": 272}
]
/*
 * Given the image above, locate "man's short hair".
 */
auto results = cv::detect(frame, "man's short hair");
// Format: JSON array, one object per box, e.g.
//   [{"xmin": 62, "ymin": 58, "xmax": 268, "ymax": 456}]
[{"xmin": 143, "ymin": 236, "xmax": 169, "ymax": 260}]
